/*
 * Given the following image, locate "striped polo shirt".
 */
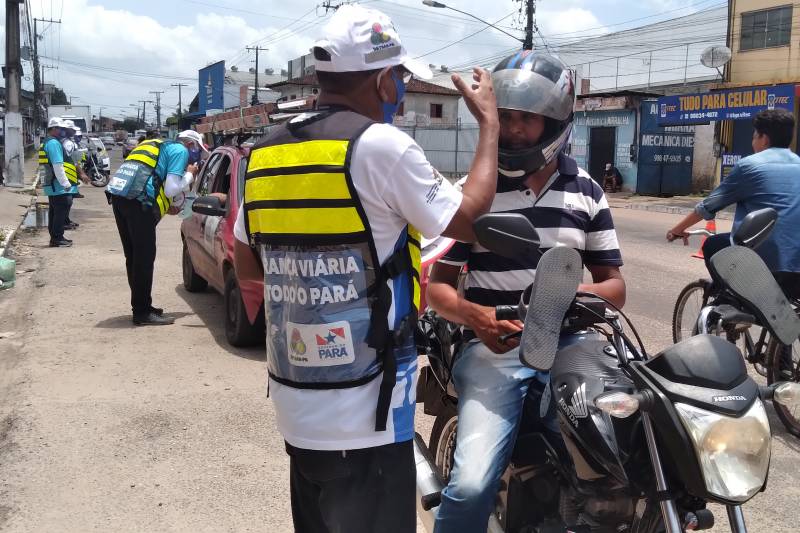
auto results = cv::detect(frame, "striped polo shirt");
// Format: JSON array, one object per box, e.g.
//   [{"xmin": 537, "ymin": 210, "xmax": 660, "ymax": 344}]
[{"xmin": 439, "ymin": 154, "xmax": 623, "ymax": 327}]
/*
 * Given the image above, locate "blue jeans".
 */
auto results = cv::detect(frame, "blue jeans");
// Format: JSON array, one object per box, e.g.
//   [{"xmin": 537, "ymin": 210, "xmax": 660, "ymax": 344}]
[{"xmin": 433, "ymin": 333, "xmax": 588, "ymax": 533}]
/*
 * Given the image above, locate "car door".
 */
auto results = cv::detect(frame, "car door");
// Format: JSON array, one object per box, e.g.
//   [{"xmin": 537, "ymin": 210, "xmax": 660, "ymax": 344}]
[
  {"xmin": 186, "ymin": 153, "xmax": 221, "ymax": 282},
  {"xmin": 201, "ymin": 153, "xmax": 233, "ymax": 291}
]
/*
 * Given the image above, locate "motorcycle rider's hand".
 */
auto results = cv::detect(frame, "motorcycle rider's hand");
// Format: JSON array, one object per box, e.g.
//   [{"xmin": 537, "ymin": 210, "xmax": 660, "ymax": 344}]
[
  {"xmin": 167, "ymin": 205, "xmax": 181, "ymax": 216},
  {"xmin": 468, "ymin": 304, "xmax": 523, "ymax": 354},
  {"xmin": 452, "ymin": 68, "xmax": 498, "ymax": 127},
  {"xmin": 186, "ymin": 163, "xmax": 200, "ymax": 176},
  {"xmin": 666, "ymin": 229, "xmax": 689, "ymax": 245}
]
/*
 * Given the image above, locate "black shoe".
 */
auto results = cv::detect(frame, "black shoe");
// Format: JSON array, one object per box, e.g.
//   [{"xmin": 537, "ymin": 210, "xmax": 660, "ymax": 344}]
[
  {"xmin": 62, "ymin": 237, "xmax": 73, "ymax": 242},
  {"xmin": 74, "ymin": 193, "xmax": 85, "ymax": 198},
  {"xmin": 132, "ymin": 312, "xmax": 174, "ymax": 326},
  {"xmin": 49, "ymin": 239, "xmax": 73, "ymax": 247},
  {"xmin": 65, "ymin": 222, "xmax": 79, "ymax": 230},
  {"xmin": 149, "ymin": 306, "xmax": 164, "ymax": 315}
]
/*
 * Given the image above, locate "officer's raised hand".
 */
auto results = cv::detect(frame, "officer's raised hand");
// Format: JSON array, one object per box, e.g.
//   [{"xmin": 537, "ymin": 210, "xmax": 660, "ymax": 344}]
[{"xmin": 452, "ymin": 68, "xmax": 497, "ymax": 126}]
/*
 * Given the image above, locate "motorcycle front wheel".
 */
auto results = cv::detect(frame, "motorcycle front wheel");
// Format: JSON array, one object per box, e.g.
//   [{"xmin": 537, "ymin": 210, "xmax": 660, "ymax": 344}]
[
  {"xmin": 90, "ymin": 173, "xmax": 109, "ymax": 187},
  {"xmin": 767, "ymin": 333, "xmax": 800, "ymax": 437}
]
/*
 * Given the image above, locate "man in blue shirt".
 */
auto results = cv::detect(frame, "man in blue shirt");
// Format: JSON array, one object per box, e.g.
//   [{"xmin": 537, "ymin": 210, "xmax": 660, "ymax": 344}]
[
  {"xmin": 667, "ymin": 109, "xmax": 800, "ymax": 299},
  {"xmin": 108, "ymin": 130, "xmax": 204, "ymax": 325}
]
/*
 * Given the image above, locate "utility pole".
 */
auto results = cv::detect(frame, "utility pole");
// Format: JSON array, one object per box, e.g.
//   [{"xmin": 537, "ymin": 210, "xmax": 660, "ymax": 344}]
[
  {"xmin": 149, "ymin": 90, "xmax": 164, "ymax": 129},
  {"xmin": 171, "ymin": 83, "xmax": 187, "ymax": 126},
  {"xmin": 139, "ymin": 99, "xmax": 153, "ymax": 128},
  {"xmin": 33, "ymin": 17, "xmax": 61, "ymax": 145},
  {"xmin": 98, "ymin": 107, "xmax": 104, "ymax": 131},
  {"xmin": 246, "ymin": 46, "xmax": 268, "ymax": 105},
  {"xmin": 523, "ymin": 0, "xmax": 534, "ymax": 51},
  {"xmin": 4, "ymin": 0, "xmax": 25, "ymax": 186}
]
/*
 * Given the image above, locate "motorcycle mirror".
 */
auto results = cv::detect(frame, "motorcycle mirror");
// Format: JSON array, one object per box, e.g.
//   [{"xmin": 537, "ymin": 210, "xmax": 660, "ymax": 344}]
[
  {"xmin": 473, "ymin": 213, "xmax": 540, "ymax": 259},
  {"xmin": 731, "ymin": 207, "xmax": 777, "ymax": 249}
]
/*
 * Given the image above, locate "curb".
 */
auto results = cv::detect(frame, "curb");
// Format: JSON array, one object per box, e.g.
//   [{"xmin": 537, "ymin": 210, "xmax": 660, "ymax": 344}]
[
  {"xmin": 0, "ymin": 176, "xmax": 40, "ymax": 258},
  {"xmin": 610, "ymin": 202, "xmax": 733, "ymax": 221}
]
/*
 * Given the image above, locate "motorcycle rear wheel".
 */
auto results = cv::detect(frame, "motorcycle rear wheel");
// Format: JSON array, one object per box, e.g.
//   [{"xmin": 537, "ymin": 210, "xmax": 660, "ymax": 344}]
[{"xmin": 429, "ymin": 405, "xmax": 458, "ymax": 482}]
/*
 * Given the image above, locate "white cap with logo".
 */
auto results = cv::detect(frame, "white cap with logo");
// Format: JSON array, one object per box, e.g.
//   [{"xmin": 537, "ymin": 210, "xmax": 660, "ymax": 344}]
[
  {"xmin": 312, "ymin": 4, "xmax": 432, "ymax": 79},
  {"xmin": 177, "ymin": 129, "xmax": 209, "ymax": 152}
]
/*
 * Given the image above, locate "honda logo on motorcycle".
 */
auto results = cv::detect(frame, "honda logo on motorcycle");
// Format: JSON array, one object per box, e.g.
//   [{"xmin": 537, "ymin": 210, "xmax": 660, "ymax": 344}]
[{"xmin": 559, "ymin": 383, "xmax": 589, "ymax": 427}]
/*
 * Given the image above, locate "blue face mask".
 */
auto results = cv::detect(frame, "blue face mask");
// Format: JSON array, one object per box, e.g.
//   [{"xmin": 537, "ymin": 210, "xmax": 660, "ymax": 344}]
[
  {"xmin": 57, "ymin": 129, "xmax": 68, "ymax": 139},
  {"xmin": 381, "ymin": 70, "xmax": 406, "ymax": 124},
  {"xmin": 188, "ymin": 147, "xmax": 201, "ymax": 164}
]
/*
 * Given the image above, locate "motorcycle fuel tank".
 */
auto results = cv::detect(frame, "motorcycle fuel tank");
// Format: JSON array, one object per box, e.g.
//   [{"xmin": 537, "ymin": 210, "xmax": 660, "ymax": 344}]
[{"xmin": 550, "ymin": 340, "xmax": 637, "ymax": 485}]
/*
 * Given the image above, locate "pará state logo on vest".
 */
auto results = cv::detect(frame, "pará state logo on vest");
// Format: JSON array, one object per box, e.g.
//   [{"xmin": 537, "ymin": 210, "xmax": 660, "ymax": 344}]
[
  {"xmin": 286, "ymin": 321, "xmax": 356, "ymax": 367},
  {"xmin": 316, "ymin": 327, "xmax": 349, "ymax": 360}
]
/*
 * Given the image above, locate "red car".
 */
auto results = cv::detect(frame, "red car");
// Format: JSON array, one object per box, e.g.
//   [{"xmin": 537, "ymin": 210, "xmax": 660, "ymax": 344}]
[
  {"xmin": 181, "ymin": 145, "xmax": 266, "ymax": 346},
  {"xmin": 182, "ymin": 143, "xmax": 456, "ymax": 347}
]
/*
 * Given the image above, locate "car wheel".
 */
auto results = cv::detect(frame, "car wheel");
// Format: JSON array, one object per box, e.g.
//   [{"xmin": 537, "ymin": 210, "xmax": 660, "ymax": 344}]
[
  {"xmin": 182, "ymin": 242, "xmax": 208, "ymax": 292},
  {"xmin": 224, "ymin": 269, "xmax": 265, "ymax": 347}
]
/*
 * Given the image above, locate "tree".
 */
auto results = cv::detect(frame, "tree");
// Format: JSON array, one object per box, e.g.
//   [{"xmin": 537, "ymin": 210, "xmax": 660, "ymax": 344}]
[
  {"xmin": 51, "ymin": 87, "xmax": 68, "ymax": 105},
  {"xmin": 165, "ymin": 108, "xmax": 189, "ymax": 127},
  {"xmin": 120, "ymin": 118, "xmax": 139, "ymax": 133}
]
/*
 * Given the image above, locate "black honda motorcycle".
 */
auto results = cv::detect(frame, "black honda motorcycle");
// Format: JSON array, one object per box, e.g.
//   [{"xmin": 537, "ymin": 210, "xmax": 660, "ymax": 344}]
[{"xmin": 414, "ymin": 210, "xmax": 800, "ymax": 533}]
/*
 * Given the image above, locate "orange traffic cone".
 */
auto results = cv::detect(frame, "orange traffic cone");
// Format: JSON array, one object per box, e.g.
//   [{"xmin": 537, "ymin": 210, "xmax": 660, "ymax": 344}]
[{"xmin": 691, "ymin": 219, "xmax": 717, "ymax": 259}]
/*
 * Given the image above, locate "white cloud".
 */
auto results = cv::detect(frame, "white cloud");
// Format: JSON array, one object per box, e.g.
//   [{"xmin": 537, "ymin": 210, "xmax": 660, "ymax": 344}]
[{"xmin": 41, "ymin": 0, "xmax": 316, "ymax": 120}]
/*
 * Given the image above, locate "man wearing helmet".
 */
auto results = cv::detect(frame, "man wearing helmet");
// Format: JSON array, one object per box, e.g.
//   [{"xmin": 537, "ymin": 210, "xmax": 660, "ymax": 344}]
[{"xmin": 426, "ymin": 51, "xmax": 626, "ymax": 533}]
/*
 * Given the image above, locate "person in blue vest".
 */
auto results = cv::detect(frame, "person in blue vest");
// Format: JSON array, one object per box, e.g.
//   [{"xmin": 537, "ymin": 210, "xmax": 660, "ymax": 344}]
[
  {"xmin": 106, "ymin": 130, "xmax": 205, "ymax": 325},
  {"xmin": 38, "ymin": 117, "xmax": 78, "ymax": 247}
]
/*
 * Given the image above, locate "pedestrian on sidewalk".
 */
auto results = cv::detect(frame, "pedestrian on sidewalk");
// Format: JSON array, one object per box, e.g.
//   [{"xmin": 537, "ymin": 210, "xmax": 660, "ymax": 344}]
[
  {"xmin": 234, "ymin": 5, "xmax": 500, "ymax": 532},
  {"xmin": 106, "ymin": 130, "xmax": 204, "ymax": 326},
  {"xmin": 38, "ymin": 117, "xmax": 79, "ymax": 247}
]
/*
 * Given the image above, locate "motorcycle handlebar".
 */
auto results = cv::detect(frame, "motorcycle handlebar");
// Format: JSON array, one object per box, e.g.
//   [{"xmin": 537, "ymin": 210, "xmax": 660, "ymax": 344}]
[{"xmin": 495, "ymin": 305, "xmax": 519, "ymax": 321}]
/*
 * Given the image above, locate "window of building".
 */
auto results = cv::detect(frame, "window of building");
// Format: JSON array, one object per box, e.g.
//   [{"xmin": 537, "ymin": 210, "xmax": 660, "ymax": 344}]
[
  {"xmin": 430, "ymin": 103, "xmax": 443, "ymax": 119},
  {"xmin": 740, "ymin": 5, "xmax": 792, "ymax": 51}
]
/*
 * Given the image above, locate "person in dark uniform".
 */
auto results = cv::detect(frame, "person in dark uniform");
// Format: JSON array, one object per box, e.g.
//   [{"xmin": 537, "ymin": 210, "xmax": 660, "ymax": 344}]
[{"xmin": 106, "ymin": 130, "xmax": 206, "ymax": 325}]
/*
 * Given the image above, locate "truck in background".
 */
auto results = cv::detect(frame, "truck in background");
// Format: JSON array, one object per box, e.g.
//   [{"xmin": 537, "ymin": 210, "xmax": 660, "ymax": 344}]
[{"xmin": 47, "ymin": 104, "xmax": 92, "ymax": 133}]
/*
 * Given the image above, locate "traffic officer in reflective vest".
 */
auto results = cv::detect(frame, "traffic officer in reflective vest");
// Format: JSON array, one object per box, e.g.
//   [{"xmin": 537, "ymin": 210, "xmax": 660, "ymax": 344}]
[
  {"xmin": 106, "ymin": 130, "xmax": 205, "ymax": 325},
  {"xmin": 60, "ymin": 121, "xmax": 90, "ymax": 231},
  {"xmin": 38, "ymin": 117, "xmax": 78, "ymax": 247},
  {"xmin": 233, "ymin": 5, "xmax": 500, "ymax": 532}
]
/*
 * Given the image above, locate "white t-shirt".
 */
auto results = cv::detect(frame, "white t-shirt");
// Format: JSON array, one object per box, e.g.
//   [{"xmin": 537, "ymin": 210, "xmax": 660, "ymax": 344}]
[{"xmin": 234, "ymin": 122, "xmax": 462, "ymax": 450}]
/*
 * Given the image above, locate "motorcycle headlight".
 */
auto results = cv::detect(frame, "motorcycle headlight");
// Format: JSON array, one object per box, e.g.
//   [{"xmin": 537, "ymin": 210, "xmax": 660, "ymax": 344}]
[{"xmin": 675, "ymin": 400, "xmax": 770, "ymax": 503}]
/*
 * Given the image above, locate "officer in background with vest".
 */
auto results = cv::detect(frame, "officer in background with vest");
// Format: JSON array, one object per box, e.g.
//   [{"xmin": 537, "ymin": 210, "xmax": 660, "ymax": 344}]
[
  {"xmin": 233, "ymin": 5, "xmax": 500, "ymax": 532},
  {"xmin": 39, "ymin": 117, "xmax": 79, "ymax": 247},
  {"xmin": 106, "ymin": 130, "xmax": 206, "ymax": 326},
  {"xmin": 61, "ymin": 121, "xmax": 90, "ymax": 231}
]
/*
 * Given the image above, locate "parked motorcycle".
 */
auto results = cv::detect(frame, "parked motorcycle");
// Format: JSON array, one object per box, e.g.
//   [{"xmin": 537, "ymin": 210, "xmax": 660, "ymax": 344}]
[
  {"xmin": 83, "ymin": 149, "xmax": 110, "ymax": 187},
  {"xmin": 415, "ymin": 211, "xmax": 800, "ymax": 533}
]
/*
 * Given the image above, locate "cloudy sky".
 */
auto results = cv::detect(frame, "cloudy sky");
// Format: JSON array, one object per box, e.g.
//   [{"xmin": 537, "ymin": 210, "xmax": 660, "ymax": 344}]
[{"xmin": 3, "ymin": 0, "xmax": 719, "ymax": 121}]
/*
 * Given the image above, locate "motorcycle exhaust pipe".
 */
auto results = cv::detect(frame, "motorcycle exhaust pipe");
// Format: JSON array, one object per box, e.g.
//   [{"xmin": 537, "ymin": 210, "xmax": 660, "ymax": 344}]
[{"xmin": 413, "ymin": 433, "xmax": 444, "ymax": 532}]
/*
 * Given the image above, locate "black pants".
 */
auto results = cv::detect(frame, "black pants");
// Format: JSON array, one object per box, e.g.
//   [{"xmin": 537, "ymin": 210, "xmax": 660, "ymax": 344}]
[
  {"xmin": 65, "ymin": 193, "xmax": 74, "ymax": 224},
  {"xmin": 111, "ymin": 196, "xmax": 159, "ymax": 316},
  {"xmin": 47, "ymin": 194, "xmax": 71, "ymax": 242},
  {"xmin": 286, "ymin": 440, "xmax": 415, "ymax": 533}
]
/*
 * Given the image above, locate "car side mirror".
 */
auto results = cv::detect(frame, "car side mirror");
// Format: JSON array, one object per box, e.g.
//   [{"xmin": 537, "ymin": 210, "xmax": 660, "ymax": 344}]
[
  {"xmin": 97, "ymin": 147, "xmax": 103, "ymax": 153},
  {"xmin": 192, "ymin": 195, "xmax": 225, "ymax": 217},
  {"xmin": 731, "ymin": 207, "xmax": 777, "ymax": 249},
  {"xmin": 473, "ymin": 213, "xmax": 540, "ymax": 259}
]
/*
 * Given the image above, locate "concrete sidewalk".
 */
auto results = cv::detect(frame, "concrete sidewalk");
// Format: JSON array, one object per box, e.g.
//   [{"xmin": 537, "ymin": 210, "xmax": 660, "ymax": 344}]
[
  {"xmin": 0, "ymin": 155, "xmax": 40, "ymax": 256},
  {"xmin": 607, "ymin": 192, "xmax": 735, "ymax": 220}
]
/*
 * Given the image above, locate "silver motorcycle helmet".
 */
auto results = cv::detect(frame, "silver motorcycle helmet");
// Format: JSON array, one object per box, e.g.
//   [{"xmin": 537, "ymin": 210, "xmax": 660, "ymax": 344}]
[{"xmin": 492, "ymin": 51, "xmax": 575, "ymax": 179}]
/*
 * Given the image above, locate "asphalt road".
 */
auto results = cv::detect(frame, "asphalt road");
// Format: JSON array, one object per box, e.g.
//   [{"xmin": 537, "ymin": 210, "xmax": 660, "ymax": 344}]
[{"xmin": 0, "ymin": 152, "xmax": 796, "ymax": 532}]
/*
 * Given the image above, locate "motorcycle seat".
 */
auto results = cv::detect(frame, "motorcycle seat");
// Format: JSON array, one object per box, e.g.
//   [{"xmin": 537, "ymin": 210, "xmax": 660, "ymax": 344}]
[{"xmin": 711, "ymin": 304, "xmax": 756, "ymax": 326}]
